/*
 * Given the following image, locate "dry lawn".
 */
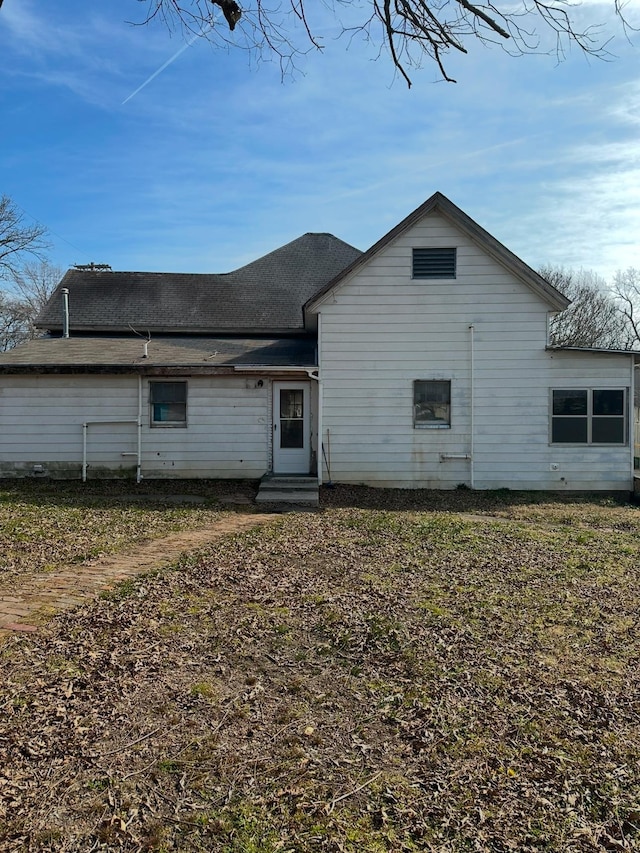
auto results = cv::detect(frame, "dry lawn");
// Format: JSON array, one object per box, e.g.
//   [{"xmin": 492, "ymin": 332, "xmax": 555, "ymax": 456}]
[
  {"xmin": 0, "ymin": 479, "xmax": 257, "ymax": 584},
  {"xmin": 1, "ymin": 484, "xmax": 640, "ymax": 851}
]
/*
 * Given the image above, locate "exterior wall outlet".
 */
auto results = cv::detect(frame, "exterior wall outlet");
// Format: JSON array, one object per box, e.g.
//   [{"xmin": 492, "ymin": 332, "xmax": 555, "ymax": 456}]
[{"xmin": 550, "ymin": 463, "xmax": 560, "ymax": 471}]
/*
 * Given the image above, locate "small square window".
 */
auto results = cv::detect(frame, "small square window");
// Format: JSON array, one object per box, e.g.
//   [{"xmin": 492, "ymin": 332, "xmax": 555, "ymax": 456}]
[
  {"xmin": 414, "ymin": 380, "xmax": 451, "ymax": 428},
  {"xmin": 413, "ymin": 248, "xmax": 456, "ymax": 279},
  {"xmin": 150, "ymin": 381, "xmax": 187, "ymax": 427}
]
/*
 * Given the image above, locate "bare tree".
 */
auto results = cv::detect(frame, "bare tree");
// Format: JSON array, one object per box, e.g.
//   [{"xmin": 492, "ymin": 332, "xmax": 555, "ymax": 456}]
[
  {"xmin": 0, "ymin": 195, "xmax": 49, "ymax": 282},
  {"xmin": 10, "ymin": 260, "xmax": 62, "ymax": 320},
  {"xmin": 543, "ymin": 266, "xmax": 632, "ymax": 349},
  {"xmin": 0, "ymin": 291, "xmax": 32, "ymax": 352},
  {"xmin": 133, "ymin": 0, "xmax": 635, "ymax": 85},
  {"xmin": 612, "ymin": 268, "xmax": 640, "ymax": 347}
]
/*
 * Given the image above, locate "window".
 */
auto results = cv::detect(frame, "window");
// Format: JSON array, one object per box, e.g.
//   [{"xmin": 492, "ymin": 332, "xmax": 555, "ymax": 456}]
[
  {"xmin": 551, "ymin": 389, "xmax": 626, "ymax": 444},
  {"xmin": 414, "ymin": 380, "xmax": 451, "ymax": 428},
  {"xmin": 279, "ymin": 388, "xmax": 304, "ymax": 449},
  {"xmin": 412, "ymin": 248, "xmax": 456, "ymax": 279},
  {"xmin": 150, "ymin": 381, "xmax": 187, "ymax": 427}
]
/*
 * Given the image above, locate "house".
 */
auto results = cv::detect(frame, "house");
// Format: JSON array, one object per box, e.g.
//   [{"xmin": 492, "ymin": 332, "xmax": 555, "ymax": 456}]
[{"xmin": 0, "ymin": 192, "xmax": 637, "ymax": 492}]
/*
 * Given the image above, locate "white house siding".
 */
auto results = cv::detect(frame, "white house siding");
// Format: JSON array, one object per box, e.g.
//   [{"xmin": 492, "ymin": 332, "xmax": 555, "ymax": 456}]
[
  {"xmin": 316, "ymin": 212, "xmax": 633, "ymax": 491},
  {"xmin": 0, "ymin": 374, "xmax": 271, "ymax": 479},
  {"xmin": 0, "ymin": 375, "xmax": 139, "ymax": 478}
]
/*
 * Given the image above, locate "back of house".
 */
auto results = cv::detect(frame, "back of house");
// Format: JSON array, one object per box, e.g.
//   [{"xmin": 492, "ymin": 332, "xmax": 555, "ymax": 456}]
[{"xmin": 0, "ymin": 192, "xmax": 636, "ymax": 492}]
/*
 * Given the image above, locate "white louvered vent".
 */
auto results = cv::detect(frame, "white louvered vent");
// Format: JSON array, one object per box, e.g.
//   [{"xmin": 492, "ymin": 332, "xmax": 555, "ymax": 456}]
[{"xmin": 412, "ymin": 248, "xmax": 457, "ymax": 279}]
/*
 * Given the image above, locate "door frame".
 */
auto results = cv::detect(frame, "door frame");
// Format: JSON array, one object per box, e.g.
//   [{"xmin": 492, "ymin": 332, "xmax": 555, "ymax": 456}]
[{"xmin": 272, "ymin": 380, "xmax": 311, "ymax": 474}]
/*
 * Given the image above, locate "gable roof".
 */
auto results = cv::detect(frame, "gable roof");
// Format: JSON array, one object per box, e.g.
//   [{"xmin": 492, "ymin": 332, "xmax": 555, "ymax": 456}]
[
  {"xmin": 305, "ymin": 192, "xmax": 570, "ymax": 312},
  {"xmin": 37, "ymin": 233, "xmax": 361, "ymax": 335}
]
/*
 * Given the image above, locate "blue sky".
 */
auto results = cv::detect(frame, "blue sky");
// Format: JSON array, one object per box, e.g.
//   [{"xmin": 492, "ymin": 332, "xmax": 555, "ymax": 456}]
[{"xmin": 0, "ymin": 0, "xmax": 638, "ymax": 283}]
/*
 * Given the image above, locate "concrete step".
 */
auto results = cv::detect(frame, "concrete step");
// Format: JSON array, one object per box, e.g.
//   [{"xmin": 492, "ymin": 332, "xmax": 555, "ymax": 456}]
[
  {"xmin": 256, "ymin": 490, "xmax": 319, "ymax": 505},
  {"xmin": 261, "ymin": 476, "xmax": 317, "ymax": 486},
  {"xmin": 256, "ymin": 475, "xmax": 319, "ymax": 507}
]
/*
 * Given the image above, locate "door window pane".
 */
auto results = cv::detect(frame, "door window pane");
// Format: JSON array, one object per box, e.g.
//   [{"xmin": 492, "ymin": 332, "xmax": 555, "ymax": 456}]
[
  {"xmin": 280, "ymin": 420, "xmax": 304, "ymax": 448},
  {"xmin": 279, "ymin": 389, "xmax": 304, "ymax": 448},
  {"xmin": 280, "ymin": 390, "xmax": 303, "ymax": 419}
]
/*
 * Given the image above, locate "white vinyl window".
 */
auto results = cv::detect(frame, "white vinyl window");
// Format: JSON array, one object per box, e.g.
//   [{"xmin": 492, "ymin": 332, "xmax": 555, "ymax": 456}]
[
  {"xmin": 414, "ymin": 380, "xmax": 451, "ymax": 428},
  {"xmin": 150, "ymin": 381, "xmax": 187, "ymax": 428},
  {"xmin": 551, "ymin": 388, "xmax": 626, "ymax": 445}
]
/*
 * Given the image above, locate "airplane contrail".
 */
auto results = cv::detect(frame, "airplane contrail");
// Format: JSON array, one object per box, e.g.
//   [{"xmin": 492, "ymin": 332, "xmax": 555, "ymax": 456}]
[{"xmin": 122, "ymin": 25, "xmax": 212, "ymax": 105}]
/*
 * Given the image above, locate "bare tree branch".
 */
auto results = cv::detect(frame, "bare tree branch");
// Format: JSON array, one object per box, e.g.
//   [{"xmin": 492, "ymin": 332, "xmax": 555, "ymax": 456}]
[
  {"xmin": 543, "ymin": 266, "xmax": 633, "ymax": 349},
  {"xmin": 0, "ymin": 260, "xmax": 62, "ymax": 350},
  {"xmin": 127, "ymin": 0, "xmax": 636, "ymax": 85},
  {"xmin": 0, "ymin": 195, "xmax": 50, "ymax": 282},
  {"xmin": 612, "ymin": 268, "xmax": 640, "ymax": 346}
]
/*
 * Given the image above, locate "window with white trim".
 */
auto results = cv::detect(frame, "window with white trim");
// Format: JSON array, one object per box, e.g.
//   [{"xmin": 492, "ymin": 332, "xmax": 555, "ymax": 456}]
[
  {"xmin": 150, "ymin": 381, "xmax": 187, "ymax": 427},
  {"xmin": 412, "ymin": 248, "xmax": 456, "ymax": 279},
  {"xmin": 414, "ymin": 380, "xmax": 451, "ymax": 428},
  {"xmin": 551, "ymin": 389, "xmax": 626, "ymax": 444}
]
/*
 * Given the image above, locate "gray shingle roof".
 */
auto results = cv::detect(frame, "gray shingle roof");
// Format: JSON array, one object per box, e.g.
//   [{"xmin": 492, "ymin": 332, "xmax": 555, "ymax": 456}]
[
  {"xmin": 0, "ymin": 336, "xmax": 316, "ymax": 372},
  {"xmin": 37, "ymin": 233, "xmax": 361, "ymax": 334}
]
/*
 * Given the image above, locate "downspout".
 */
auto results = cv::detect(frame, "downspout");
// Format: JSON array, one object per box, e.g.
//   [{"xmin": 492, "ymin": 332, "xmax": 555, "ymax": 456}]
[
  {"xmin": 62, "ymin": 288, "xmax": 70, "ymax": 338},
  {"xmin": 137, "ymin": 374, "xmax": 143, "ymax": 484},
  {"xmin": 630, "ymin": 358, "xmax": 637, "ymax": 483},
  {"xmin": 316, "ymin": 313, "xmax": 323, "ymax": 486},
  {"xmin": 469, "ymin": 324, "xmax": 475, "ymax": 489},
  {"xmin": 82, "ymin": 423, "xmax": 88, "ymax": 482}
]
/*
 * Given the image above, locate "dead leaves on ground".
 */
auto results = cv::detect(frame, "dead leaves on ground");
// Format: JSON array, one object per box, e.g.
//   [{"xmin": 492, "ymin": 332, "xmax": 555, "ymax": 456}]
[{"xmin": 0, "ymin": 492, "xmax": 640, "ymax": 850}]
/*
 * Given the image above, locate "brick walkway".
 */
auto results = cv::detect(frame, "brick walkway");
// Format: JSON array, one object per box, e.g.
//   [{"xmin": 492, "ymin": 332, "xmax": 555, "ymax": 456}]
[{"xmin": 0, "ymin": 512, "xmax": 275, "ymax": 637}]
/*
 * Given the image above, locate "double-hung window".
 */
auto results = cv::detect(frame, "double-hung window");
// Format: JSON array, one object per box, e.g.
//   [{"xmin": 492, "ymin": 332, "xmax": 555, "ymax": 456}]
[
  {"xmin": 150, "ymin": 381, "xmax": 187, "ymax": 427},
  {"xmin": 551, "ymin": 389, "xmax": 626, "ymax": 444},
  {"xmin": 414, "ymin": 380, "xmax": 451, "ymax": 428}
]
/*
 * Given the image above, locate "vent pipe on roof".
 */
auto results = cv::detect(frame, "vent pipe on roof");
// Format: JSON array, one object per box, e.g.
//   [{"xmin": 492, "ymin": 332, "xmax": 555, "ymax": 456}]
[{"xmin": 62, "ymin": 288, "xmax": 70, "ymax": 339}]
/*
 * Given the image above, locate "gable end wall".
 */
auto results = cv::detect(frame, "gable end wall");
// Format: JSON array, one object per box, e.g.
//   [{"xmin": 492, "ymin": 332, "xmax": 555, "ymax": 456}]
[{"xmin": 317, "ymin": 213, "xmax": 632, "ymax": 490}]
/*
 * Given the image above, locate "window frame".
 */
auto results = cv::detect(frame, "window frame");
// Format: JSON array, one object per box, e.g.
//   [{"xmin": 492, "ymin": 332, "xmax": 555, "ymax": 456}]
[
  {"xmin": 412, "ymin": 247, "xmax": 457, "ymax": 280},
  {"xmin": 413, "ymin": 379, "xmax": 452, "ymax": 429},
  {"xmin": 550, "ymin": 387, "xmax": 627, "ymax": 446},
  {"xmin": 149, "ymin": 380, "xmax": 188, "ymax": 428}
]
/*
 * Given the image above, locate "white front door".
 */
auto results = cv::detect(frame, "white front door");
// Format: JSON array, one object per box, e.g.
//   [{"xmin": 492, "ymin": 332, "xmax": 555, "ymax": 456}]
[{"xmin": 272, "ymin": 381, "xmax": 310, "ymax": 474}]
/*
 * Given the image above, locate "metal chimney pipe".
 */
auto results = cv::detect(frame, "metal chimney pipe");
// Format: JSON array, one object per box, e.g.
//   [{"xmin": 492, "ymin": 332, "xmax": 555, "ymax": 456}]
[{"xmin": 62, "ymin": 288, "xmax": 70, "ymax": 338}]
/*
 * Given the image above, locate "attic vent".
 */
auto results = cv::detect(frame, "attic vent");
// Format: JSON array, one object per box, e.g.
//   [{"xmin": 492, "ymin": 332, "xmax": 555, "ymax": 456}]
[{"xmin": 412, "ymin": 248, "xmax": 457, "ymax": 279}]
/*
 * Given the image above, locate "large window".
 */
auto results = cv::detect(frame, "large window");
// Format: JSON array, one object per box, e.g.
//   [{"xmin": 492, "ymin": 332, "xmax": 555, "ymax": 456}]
[
  {"xmin": 414, "ymin": 380, "xmax": 451, "ymax": 428},
  {"xmin": 551, "ymin": 389, "xmax": 626, "ymax": 444},
  {"xmin": 412, "ymin": 248, "xmax": 457, "ymax": 279},
  {"xmin": 150, "ymin": 381, "xmax": 187, "ymax": 427}
]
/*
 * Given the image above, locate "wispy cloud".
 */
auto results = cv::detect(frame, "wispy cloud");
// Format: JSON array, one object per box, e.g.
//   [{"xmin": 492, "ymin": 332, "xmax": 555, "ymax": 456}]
[{"xmin": 0, "ymin": 0, "xmax": 638, "ymax": 280}]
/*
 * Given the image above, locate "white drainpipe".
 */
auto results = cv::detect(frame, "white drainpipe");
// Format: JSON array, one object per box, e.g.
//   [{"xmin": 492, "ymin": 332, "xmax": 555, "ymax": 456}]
[
  {"xmin": 137, "ymin": 374, "xmax": 143, "ymax": 483},
  {"xmin": 316, "ymin": 313, "xmax": 323, "ymax": 486},
  {"xmin": 469, "ymin": 324, "xmax": 475, "ymax": 489},
  {"xmin": 631, "ymin": 358, "xmax": 637, "ymax": 482},
  {"xmin": 62, "ymin": 288, "xmax": 70, "ymax": 338}
]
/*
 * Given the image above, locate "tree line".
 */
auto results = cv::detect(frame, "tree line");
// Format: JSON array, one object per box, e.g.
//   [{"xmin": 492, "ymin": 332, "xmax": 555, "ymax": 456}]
[
  {"xmin": 544, "ymin": 266, "xmax": 640, "ymax": 351},
  {"xmin": 0, "ymin": 195, "xmax": 62, "ymax": 351},
  {"xmin": 0, "ymin": 191, "xmax": 639, "ymax": 351}
]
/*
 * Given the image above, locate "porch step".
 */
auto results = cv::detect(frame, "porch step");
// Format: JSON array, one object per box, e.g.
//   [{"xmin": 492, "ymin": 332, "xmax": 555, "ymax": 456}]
[{"xmin": 255, "ymin": 475, "xmax": 319, "ymax": 508}]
